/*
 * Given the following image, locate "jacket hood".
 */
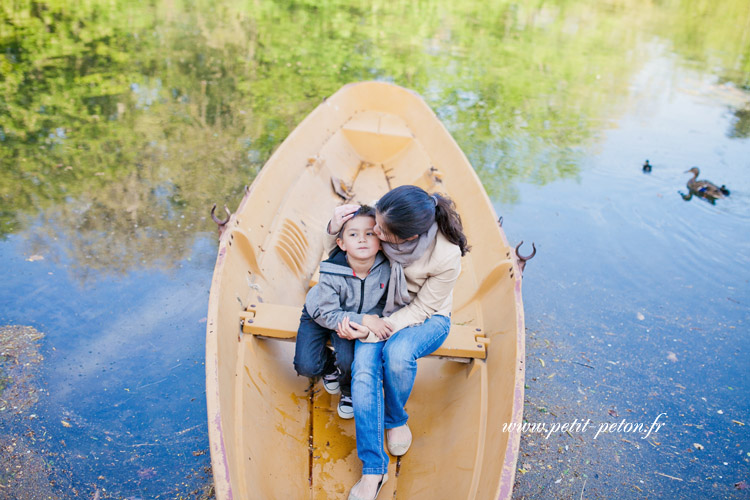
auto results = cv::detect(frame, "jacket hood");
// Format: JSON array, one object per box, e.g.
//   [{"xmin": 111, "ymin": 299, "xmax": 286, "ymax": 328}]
[{"xmin": 319, "ymin": 249, "xmax": 387, "ymax": 277}]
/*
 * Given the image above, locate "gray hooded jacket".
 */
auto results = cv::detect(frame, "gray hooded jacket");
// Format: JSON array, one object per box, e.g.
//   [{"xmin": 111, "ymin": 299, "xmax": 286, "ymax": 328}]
[{"xmin": 305, "ymin": 249, "xmax": 390, "ymax": 331}]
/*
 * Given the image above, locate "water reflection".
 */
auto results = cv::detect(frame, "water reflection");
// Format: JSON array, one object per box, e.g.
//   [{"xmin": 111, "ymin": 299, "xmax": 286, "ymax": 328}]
[
  {"xmin": 730, "ymin": 106, "xmax": 750, "ymax": 139},
  {"xmin": 3, "ymin": 0, "xmax": 747, "ymax": 276}
]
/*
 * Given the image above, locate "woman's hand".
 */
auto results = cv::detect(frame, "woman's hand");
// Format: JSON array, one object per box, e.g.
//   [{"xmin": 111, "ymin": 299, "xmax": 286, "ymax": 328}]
[
  {"xmin": 361, "ymin": 315, "xmax": 393, "ymax": 340},
  {"xmin": 328, "ymin": 204, "xmax": 361, "ymax": 234},
  {"xmin": 336, "ymin": 316, "xmax": 371, "ymax": 340}
]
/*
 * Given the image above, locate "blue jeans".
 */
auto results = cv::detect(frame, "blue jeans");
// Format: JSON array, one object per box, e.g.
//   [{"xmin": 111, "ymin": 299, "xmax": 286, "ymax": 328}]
[
  {"xmin": 351, "ymin": 314, "xmax": 451, "ymax": 474},
  {"xmin": 293, "ymin": 307, "xmax": 355, "ymax": 397}
]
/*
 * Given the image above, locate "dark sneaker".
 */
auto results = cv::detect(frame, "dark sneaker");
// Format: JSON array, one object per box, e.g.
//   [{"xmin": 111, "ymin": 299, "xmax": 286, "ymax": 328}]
[
  {"xmin": 338, "ymin": 395, "xmax": 354, "ymax": 419},
  {"xmin": 322, "ymin": 369, "xmax": 341, "ymax": 395}
]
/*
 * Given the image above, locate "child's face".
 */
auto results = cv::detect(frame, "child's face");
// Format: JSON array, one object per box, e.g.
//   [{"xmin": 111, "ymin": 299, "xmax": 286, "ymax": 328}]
[{"xmin": 336, "ymin": 215, "xmax": 380, "ymax": 260}]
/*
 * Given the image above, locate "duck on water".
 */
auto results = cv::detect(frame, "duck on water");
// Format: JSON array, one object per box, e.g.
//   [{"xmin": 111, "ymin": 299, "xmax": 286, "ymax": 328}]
[{"xmin": 681, "ymin": 167, "xmax": 730, "ymax": 203}]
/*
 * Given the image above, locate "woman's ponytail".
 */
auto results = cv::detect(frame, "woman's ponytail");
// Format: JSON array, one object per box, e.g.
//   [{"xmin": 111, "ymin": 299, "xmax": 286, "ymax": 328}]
[{"xmin": 433, "ymin": 193, "xmax": 470, "ymax": 256}]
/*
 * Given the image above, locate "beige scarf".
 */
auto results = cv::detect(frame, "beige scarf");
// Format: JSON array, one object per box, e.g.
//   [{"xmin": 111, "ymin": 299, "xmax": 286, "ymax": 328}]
[{"xmin": 381, "ymin": 222, "xmax": 438, "ymax": 316}]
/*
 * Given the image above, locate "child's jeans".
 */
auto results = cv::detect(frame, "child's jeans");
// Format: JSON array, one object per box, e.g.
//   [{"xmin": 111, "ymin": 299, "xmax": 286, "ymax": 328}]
[{"xmin": 293, "ymin": 307, "xmax": 355, "ymax": 397}]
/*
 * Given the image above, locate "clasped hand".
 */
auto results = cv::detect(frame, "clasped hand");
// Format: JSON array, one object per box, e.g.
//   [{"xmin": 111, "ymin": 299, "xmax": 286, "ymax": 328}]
[{"xmin": 337, "ymin": 315, "xmax": 393, "ymax": 341}]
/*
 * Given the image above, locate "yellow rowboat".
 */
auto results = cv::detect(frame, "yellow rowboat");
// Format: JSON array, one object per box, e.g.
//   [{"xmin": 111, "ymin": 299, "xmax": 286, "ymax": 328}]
[{"xmin": 206, "ymin": 82, "xmax": 526, "ymax": 499}]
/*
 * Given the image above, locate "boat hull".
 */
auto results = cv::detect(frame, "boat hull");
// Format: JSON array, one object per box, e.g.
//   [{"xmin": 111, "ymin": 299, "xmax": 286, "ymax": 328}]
[{"xmin": 206, "ymin": 81, "xmax": 525, "ymax": 499}]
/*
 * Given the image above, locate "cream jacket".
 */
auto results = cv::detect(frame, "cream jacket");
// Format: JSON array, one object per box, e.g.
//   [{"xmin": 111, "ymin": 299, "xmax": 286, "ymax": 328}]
[{"xmin": 325, "ymin": 229, "xmax": 461, "ymax": 342}]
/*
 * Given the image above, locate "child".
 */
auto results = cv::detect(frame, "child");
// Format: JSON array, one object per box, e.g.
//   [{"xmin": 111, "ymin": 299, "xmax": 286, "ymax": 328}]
[{"xmin": 293, "ymin": 206, "xmax": 392, "ymax": 419}]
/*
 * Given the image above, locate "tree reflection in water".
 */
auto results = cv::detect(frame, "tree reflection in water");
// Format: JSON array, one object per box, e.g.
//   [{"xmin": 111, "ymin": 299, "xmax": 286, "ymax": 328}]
[{"xmin": 1, "ymin": 0, "xmax": 748, "ymax": 279}]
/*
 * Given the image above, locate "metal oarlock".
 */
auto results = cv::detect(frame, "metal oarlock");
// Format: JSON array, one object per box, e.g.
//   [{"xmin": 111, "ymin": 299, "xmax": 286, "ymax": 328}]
[
  {"xmin": 211, "ymin": 204, "xmax": 232, "ymax": 238},
  {"xmin": 514, "ymin": 241, "xmax": 536, "ymax": 274}
]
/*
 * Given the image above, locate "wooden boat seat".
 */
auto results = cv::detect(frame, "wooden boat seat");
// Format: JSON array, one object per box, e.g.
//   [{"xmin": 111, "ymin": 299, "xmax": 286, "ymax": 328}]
[{"xmin": 239, "ymin": 303, "xmax": 488, "ymax": 361}]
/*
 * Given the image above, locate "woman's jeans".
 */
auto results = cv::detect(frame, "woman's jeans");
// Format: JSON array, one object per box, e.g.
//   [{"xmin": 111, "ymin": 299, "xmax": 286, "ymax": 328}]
[{"xmin": 351, "ymin": 314, "xmax": 451, "ymax": 474}]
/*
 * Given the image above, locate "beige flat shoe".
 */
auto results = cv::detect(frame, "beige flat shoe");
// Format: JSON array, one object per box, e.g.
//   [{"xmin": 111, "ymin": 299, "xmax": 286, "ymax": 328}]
[
  {"xmin": 386, "ymin": 424, "xmax": 412, "ymax": 456},
  {"xmin": 348, "ymin": 474, "xmax": 388, "ymax": 500}
]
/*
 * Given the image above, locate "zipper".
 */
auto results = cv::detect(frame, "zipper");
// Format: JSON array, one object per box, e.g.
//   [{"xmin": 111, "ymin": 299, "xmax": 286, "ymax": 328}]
[
  {"xmin": 357, "ymin": 278, "xmax": 365, "ymax": 313},
  {"xmin": 356, "ymin": 256, "xmax": 384, "ymax": 313}
]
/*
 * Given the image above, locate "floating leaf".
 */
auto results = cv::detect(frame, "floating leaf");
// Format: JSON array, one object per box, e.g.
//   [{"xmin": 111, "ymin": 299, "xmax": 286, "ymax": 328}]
[
  {"xmin": 735, "ymin": 481, "xmax": 749, "ymax": 490},
  {"xmin": 693, "ymin": 443, "xmax": 704, "ymax": 450},
  {"xmin": 667, "ymin": 352, "xmax": 678, "ymax": 362},
  {"xmin": 26, "ymin": 255, "xmax": 44, "ymax": 262},
  {"xmin": 61, "ymin": 420, "xmax": 71, "ymax": 428},
  {"xmin": 137, "ymin": 467, "xmax": 157, "ymax": 479},
  {"xmin": 636, "ymin": 312, "xmax": 645, "ymax": 321},
  {"xmin": 537, "ymin": 358, "xmax": 545, "ymax": 367},
  {"xmin": 608, "ymin": 409, "xmax": 618, "ymax": 417}
]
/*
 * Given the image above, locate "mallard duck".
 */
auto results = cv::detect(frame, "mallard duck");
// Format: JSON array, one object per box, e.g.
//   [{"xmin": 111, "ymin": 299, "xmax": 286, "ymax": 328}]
[
  {"xmin": 643, "ymin": 159, "xmax": 652, "ymax": 172},
  {"xmin": 684, "ymin": 167, "xmax": 728, "ymax": 199}
]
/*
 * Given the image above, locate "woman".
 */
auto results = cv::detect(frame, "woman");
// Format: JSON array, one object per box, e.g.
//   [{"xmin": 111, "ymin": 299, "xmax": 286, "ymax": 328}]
[{"xmin": 328, "ymin": 185, "xmax": 470, "ymax": 500}]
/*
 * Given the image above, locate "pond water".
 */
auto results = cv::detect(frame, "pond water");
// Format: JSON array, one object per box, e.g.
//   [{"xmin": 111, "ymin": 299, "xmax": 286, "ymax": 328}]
[{"xmin": 1, "ymin": 1, "xmax": 748, "ymax": 498}]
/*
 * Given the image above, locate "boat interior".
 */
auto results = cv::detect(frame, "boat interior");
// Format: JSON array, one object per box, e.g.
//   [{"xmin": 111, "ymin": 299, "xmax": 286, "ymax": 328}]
[{"xmin": 207, "ymin": 83, "xmax": 523, "ymax": 499}]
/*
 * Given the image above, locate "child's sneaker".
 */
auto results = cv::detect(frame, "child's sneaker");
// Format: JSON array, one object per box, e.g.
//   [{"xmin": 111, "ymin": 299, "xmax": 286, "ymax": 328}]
[
  {"xmin": 337, "ymin": 395, "xmax": 354, "ymax": 419},
  {"xmin": 322, "ymin": 368, "xmax": 341, "ymax": 395}
]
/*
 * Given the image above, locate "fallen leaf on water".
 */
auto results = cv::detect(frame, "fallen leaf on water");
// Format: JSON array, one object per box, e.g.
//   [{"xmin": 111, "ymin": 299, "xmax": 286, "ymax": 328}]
[
  {"xmin": 667, "ymin": 352, "xmax": 678, "ymax": 362},
  {"xmin": 26, "ymin": 255, "xmax": 44, "ymax": 262},
  {"xmin": 735, "ymin": 481, "xmax": 749, "ymax": 490},
  {"xmin": 637, "ymin": 312, "xmax": 645, "ymax": 321},
  {"xmin": 731, "ymin": 420, "xmax": 745, "ymax": 426},
  {"xmin": 61, "ymin": 420, "xmax": 71, "ymax": 428},
  {"xmin": 693, "ymin": 443, "xmax": 704, "ymax": 450},
  {"xmin": 608, "ymin": 409, "xmax": 619, "ymax": 417},
  {"xmin": 137, "ymin": 467, "xmax": 157, "ymax": 480},
  {"xmin": 538, "ymin": 358, "xmax": 545, "ymax": 367}
]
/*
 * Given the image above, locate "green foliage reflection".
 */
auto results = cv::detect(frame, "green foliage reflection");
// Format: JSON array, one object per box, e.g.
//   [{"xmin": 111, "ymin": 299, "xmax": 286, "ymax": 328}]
[{"xmin": 1, "ymin": 0, "xmax": 748, "ymax": 275}]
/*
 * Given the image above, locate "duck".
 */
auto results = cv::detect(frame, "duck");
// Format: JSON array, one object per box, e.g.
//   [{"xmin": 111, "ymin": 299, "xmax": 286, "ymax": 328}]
[
  {"xmin": 642, "ymin": 160, "xmax": 652, "ymax": 172},
  {"xmin": 684, "ymin": 167, "xmax": 729, "ymax": 199}
]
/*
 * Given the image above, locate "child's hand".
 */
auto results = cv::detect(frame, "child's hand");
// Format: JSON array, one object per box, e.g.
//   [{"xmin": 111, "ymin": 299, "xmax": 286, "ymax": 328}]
[
  {"xmin": 336, "ymin": 316, "xmax": 370, "ymax": 340},
  {"xmin": 362, "ymin": 315, "xmax": 393, "ymax": 340},
  {"xmin": 328, "ymin": 204, "xmax": 361, "ymax": 234}
]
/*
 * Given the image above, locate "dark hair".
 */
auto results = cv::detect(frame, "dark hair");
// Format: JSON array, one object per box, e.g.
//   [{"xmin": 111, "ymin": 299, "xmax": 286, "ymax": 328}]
[
  {"xmin": 336, "ymin": 205, "xmax": 376, "ymax": 239},
  {"xmin": 375, "ymin": 185, "xmax": 470, "ymax": 256}
]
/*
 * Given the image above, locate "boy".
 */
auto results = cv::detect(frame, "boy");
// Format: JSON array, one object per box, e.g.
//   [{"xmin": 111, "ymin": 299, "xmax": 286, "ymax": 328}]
[{"xmin": 293, "ymin": 206, "xmax": 391, "ymax": 418}]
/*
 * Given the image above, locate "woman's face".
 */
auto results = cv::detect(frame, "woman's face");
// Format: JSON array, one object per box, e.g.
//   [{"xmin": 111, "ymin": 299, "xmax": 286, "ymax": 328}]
[
  {"xmin": 374, "ymin": 213, "xmax": 418, "ymax": 244},
  {"xmin": 373, "ymin": 213, "xmax": 402, "ymax": 244}
]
